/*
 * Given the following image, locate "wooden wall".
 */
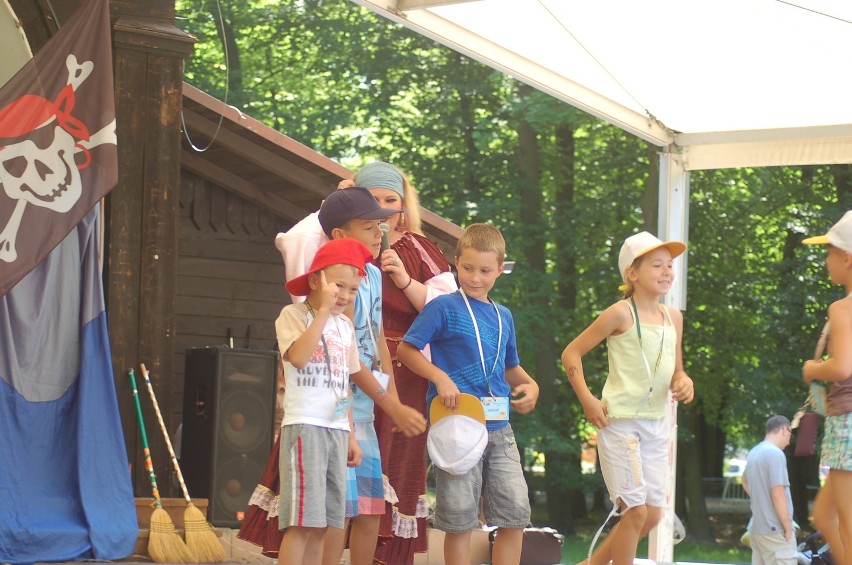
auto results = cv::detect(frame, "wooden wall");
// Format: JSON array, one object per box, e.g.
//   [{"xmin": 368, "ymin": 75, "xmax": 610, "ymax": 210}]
[{"xmin": 169, "ymin": 170, "xmax": 292, "ymax": 447}]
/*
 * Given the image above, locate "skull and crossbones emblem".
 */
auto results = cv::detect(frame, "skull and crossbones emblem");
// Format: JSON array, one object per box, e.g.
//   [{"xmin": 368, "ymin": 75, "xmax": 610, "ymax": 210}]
[{"xmin": 0, "ymin": 54, "xmax": 116, "ymax": 262}]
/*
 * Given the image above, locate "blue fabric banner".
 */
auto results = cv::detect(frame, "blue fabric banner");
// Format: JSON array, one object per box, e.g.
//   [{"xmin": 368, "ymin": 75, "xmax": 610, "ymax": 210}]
[{"xmin": 0, "ymin": 208, "xmax": 137, "ymax": 564}]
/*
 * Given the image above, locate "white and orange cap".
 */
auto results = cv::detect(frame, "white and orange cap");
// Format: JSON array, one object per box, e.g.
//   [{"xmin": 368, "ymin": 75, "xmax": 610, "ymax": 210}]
[
  {"xmin": 802, "ymin": 211, "xmax": 852, "ymax": 254},
  {"xmin": 618, "ymin": 231, "xmax": 686, "ymax": 291}
]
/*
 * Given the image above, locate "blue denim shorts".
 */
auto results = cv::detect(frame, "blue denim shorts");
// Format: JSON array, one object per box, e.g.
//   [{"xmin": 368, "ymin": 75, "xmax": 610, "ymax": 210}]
[{"xmin": 433, "ymin": 424, "xmax": 531, "ymax": 533}]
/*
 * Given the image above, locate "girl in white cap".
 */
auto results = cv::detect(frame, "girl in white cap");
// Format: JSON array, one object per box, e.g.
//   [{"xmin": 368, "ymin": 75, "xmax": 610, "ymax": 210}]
[
  {"xmin": 561, "ymin": 231, "xmax": 695, "ymax": 565},
  {"xmin": 802, "ymin": 210, "xmax": 852, "ymax": 565}
]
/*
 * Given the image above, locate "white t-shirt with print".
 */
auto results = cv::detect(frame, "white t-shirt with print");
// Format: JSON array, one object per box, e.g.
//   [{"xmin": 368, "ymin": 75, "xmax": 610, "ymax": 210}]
[{"xmin": 276, "ymin": 302, "xmax": 360, "ymax": 431}]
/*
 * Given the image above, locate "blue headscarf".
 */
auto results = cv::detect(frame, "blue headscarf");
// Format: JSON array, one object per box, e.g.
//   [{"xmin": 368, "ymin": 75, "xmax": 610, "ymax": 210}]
[{"xmin": 354, "ymin": 162, "xmax": 404, "ymax": 198}]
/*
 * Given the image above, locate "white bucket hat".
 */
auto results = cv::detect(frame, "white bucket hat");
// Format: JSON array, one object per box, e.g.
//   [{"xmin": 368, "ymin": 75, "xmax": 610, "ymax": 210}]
[
  {"xmin": 618, "ymin": 231, "xmax": 686, "ymax": 291},
  {"xmin": 803, "ymin": 210, "xmax": 852, "ymax": 254},
  {"xmin": 427, "ymin": 394, "xmax": 487, "ymax": 475}
]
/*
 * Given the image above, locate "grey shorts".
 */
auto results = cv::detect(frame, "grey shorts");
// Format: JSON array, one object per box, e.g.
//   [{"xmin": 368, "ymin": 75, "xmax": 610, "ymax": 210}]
[
  {"xmin": 278, "ymin": 424, "xmax": 348, "ymax": 530},
  {"xmin": 433, "ymin": 425, "xmax": 530, "ymax": 533}
]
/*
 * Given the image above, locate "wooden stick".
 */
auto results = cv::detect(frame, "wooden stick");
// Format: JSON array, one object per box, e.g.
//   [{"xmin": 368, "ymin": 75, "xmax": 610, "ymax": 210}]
[
  {"xmin": 140, "ymin": 363, "xmax": 226, "ymax": 563},
  {"xmin": 128, "ymin": 369, "xmax": 196, "ymax": 564}
]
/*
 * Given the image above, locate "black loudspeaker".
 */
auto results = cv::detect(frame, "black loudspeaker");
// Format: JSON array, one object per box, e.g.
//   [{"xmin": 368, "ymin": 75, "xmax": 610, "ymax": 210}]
[{"xmin": 181, "ymin": 347, "xmax": 277, "ymax": 528}]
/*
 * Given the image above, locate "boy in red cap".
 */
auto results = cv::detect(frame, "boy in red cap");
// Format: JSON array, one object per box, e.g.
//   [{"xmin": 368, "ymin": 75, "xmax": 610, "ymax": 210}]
[{"xmin": 273, "ymin": 237, "xmax": 373, "ymax": 564}]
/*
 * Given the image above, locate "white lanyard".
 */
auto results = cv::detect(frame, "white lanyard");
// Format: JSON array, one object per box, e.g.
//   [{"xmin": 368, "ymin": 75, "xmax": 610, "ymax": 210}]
[
  {"xmin": 356, "ymin": 280, "xmax": 381, "ymax": 369},
  {"xmin": 459, "ymin": 290, "xmax": 502, "ymax": 393},
  {"xmin": 629, "ymin": 297, "xmax": 666, "ymax": 402}
]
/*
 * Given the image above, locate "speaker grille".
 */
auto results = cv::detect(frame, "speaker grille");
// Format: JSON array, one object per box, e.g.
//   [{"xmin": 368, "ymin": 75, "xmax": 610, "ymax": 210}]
[{"xmin": 181, "ymin": 347, "xmax": 277, "ymax": 528}]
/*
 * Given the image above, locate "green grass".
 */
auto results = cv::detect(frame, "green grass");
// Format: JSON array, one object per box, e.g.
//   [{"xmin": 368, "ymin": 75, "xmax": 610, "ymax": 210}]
[
  {"xmin": 552, "ymin": 506, "xmax": 755, "ymax": 565},
  {"xmin": 561, "ymin": 531, "xmax": 751, "ymax": 564}
]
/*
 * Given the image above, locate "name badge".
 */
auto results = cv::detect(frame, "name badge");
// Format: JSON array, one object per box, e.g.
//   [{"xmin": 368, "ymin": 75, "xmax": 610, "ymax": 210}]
[
  {"xmin": 333, "ymin": 396, "xmax": 353, "ymax": 420},
  {"xmin": 481, "ymin": 396, "xmax": 509, "ymax": 421}
]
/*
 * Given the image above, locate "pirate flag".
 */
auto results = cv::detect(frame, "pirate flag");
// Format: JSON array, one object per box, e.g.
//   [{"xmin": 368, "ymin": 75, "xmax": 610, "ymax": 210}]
[{"xmin": 0, "ymin": 0, "xmax": 118, "ymax": 296}]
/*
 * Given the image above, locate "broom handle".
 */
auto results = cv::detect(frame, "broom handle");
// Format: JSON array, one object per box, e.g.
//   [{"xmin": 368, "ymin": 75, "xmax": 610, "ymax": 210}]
[
  {"xmin": 140, "ymin": 363, "xmax": 193, "ymax": 504},
  {"xmin": 129, "ymin": 368, "xmax": 164, "ymax": 509}
]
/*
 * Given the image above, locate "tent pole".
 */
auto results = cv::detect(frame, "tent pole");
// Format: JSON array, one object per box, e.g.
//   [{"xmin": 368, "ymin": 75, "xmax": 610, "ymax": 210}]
[{"xmin": 648, "ymin": 147, "xmax": 690, "ymax": 563}]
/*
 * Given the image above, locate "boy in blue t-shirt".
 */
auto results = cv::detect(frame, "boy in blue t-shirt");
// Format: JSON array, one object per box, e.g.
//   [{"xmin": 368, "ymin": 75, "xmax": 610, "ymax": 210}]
[{"xmin": 397, "ymin": 223, "xmax": 539, "ymax": 565}]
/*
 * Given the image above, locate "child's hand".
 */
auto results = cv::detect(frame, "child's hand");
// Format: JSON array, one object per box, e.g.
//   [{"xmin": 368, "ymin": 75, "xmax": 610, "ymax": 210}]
[
  {"xmin": 390, "ymin": 403, "xmax": 427, "ymax": 437},
  {"xmin": 670, "ymin": 375, "xmax": 694, "ymax": 403},
  {"xmin": 318, "ymin": 271, "xmax": 338, "ymax": 311},
  {"xmin": 337, "ymin": 179, "xmax": 356, "ymax": 190},
  {"xmin": 347, "ymin": 433, "xmax": 362, "ymax": 467},
  {"xmin": 581, "ymin": 396, "xmax": 608, "ymax": 429},
  {"xmin": 436, "ymin": 375, "xmax": 461, "ymax": 409},
  {"xmin": 510, "ymin": 382, "xmax": 539, "ymax": 414}
]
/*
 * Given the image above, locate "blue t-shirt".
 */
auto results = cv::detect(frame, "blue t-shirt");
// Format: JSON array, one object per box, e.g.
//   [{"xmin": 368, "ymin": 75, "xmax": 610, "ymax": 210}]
[
  {"xmin": 403, "ymin": 290, "xmax": 519, "ymax": 431},
  {"xmin": 351, "ymin": 263, "xmax": 383, "ymax": 423}
]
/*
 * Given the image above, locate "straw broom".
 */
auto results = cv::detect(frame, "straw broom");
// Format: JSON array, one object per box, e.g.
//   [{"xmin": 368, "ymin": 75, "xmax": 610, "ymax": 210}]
[
  {"xmin": 140, "ymin": 363, "xmax": 227, "ymax": 563},
  {"xmin": 128, "ymin": 369, "xmax": 197, "ymax": 564}
]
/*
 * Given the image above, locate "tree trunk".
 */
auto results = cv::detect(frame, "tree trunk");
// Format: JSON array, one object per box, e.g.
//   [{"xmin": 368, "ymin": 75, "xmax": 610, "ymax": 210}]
[
  {"xmin": 220, "ymin": 8, "xmax": 244, "ymax": 103},
  {"xmin": 642, "ymin": 142, "xmax": 659, "ymax": 233},
  {"xmin": 831, "ymin": 164, "xmax": 852, "ymax": 208},
  {"xmin": 516, "ymin": 85, "xmax": 581, "ymax": 534},
  {"xmin": 696, "ymin": 419, "xmax": 726, "ymax": 480},
  {"xmin": 679, "ymin": 411, "xmax": 715, "ymax": 542}
]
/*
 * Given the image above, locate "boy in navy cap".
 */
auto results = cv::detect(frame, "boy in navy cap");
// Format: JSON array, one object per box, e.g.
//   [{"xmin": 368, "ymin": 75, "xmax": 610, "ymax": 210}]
[{"xmin": 317, "ymin": 187, "xmax": 428, "ymax": 565}]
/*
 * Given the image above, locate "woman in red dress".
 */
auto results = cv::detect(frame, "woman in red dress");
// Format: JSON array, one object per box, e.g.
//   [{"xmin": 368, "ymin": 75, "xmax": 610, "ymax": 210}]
[{"xmin": 353, "ymin": 162, "xmax": 457, "ymax": 565}]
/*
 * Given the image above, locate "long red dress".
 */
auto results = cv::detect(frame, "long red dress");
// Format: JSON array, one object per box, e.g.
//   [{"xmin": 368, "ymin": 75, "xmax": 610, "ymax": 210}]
[
  {"xmin": 373, "ymin": 231, "xmax": 453, "ymax": 565},
  {"xmin": 236, "ymin": 434, "xmax": 282, "ymax": 557}
]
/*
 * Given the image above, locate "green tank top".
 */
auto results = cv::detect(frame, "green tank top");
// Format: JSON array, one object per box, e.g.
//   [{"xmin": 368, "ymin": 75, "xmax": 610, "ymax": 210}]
[{"xmin": 603, "ymin": 301, "xmax": 676, "ymax": 419}]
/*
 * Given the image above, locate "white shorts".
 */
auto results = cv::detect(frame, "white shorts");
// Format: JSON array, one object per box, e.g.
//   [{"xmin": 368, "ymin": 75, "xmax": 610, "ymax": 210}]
[{"xmin": 596, "ymin": 418, "xmax": 669, "ymax": 510}]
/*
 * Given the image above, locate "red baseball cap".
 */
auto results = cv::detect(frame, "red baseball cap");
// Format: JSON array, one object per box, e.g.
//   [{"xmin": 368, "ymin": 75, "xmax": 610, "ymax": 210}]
[{"xmin": 285, "ymin": 238, "xmax": 373, "ymax": 296}]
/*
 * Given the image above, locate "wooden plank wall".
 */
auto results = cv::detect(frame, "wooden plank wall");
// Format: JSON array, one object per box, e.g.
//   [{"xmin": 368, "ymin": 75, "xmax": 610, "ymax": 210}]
[{"xmin": 171, "ymin": 170, "xmax": 292, "ymax": 441}]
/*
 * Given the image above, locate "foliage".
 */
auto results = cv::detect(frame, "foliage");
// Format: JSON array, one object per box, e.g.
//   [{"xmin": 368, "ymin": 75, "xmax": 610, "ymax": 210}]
[{"xmin": 176, "ymin": 0, "xmax": 851, "ymax": 532}]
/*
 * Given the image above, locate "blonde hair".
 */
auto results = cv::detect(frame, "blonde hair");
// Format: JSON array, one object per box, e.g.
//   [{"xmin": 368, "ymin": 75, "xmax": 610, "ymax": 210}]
[
  {"xmin": 456, "ymin": 223, "xmax": 505, "ymax": 261},
  {"xmin": 399, "ymin": 170, "xmax": 423, "ymax": 235},
  {"xmin": 621, "ymin": 255, "xmax": 646, "ymax": 299}
]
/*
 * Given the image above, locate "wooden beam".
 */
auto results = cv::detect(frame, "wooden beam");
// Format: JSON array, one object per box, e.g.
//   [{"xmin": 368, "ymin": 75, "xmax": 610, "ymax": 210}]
[
  {"xmin": 183, "ymin": 83, "xmax": 353, "ymax": 179},
  {"xmin": 181, "ymin": 149, "xmax": 311, "ymax": 223},
  {"xmin": 109, "ymin": 12, "xmax": 194, "ymax": 499}
]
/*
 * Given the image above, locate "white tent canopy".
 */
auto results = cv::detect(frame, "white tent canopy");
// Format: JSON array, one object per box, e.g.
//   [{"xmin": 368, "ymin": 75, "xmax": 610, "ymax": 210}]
[
  {"xmin": 350, "ymin": 0, "xmax": 852, "ymax": 171},
  {"xmin": 349, "ymin": 0, "xmax": 852, "ymax": 308}
]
